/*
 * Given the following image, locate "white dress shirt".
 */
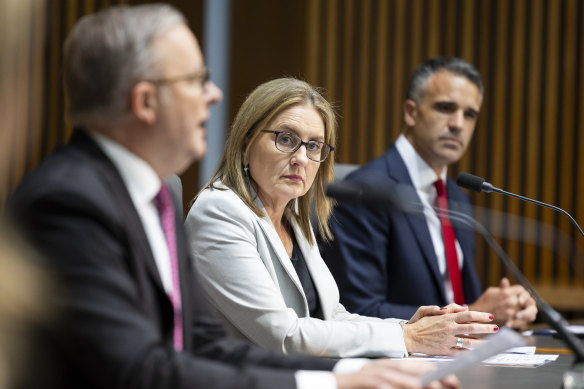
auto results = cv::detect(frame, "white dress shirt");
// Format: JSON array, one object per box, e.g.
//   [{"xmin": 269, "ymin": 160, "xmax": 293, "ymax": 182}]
[{"xmin": 395, "ymin": 134, "xmax": 464, "ymax": 304}]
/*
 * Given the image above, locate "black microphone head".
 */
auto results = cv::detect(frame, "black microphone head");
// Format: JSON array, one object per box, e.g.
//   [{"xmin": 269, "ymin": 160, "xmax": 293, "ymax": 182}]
[
  {"xmin": 325, "ymin": 181, "xmax": 364, "ymax": 203},
  {"xmin": 326, "ymin": 179, "xmax": 424, "ymax": 214},
  {"xmin": 456, "ymin": 172, "xmax": 486, "ymax": 192}
]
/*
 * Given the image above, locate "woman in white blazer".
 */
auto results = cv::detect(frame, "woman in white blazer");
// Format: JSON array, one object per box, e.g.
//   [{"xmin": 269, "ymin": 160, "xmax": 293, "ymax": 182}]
[{"xmin": 185, "ymin": 78, "xmax": 497, "ymax": 358}]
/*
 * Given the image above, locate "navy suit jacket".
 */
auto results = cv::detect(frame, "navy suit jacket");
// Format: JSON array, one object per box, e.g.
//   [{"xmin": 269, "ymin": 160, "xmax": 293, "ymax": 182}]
[
  {"xmin": 322, "ymin": 144, "xmax": 482, "ymax": 320},
  {"xmin": 7, "ymin": 130, "xmax": 336, "ymax": 389}
]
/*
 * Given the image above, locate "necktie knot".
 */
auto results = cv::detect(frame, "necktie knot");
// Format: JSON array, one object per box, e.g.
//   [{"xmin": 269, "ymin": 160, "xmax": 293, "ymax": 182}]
[
  {"xmin": 434, "ymin": 179, "xmax": 446, "ymax": 198},
  {"xmin": 155, "ymin": 183, "xmax": 173, "ymax": 218}
]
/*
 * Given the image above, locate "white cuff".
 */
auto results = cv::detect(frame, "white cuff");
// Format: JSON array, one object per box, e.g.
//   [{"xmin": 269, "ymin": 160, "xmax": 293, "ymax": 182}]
[
  {"xmin": 295, "ymin": 370, "xmax": 337, "ymax": 389},
  {"xmin": 333, "ymin": 358, "xmax": 369, "ymax": 373}
]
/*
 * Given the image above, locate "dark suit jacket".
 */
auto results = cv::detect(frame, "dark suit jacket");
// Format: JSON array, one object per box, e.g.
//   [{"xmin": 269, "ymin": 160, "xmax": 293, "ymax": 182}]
[
  {"xmin": 322, "ymin": 144, "xmax": 482, "ymax": 320},
  {"xmin": 7, "ymin": 130, "xmax": 336, "ymax": 389}
]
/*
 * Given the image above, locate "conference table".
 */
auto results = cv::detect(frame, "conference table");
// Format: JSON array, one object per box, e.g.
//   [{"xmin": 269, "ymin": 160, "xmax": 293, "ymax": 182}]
[{"xmin": 455, "ymin": 333, "xmax": 582, "ymax": 388}]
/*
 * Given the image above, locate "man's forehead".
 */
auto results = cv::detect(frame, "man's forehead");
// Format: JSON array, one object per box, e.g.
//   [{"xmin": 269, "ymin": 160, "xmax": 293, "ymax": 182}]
[
  {"xmin": 422, "ymin": 71, "xmax": 482, "ymax": 107},
  {"xmin": 153, "ymin": 24, "xmax": 204, "ymax": 68}
]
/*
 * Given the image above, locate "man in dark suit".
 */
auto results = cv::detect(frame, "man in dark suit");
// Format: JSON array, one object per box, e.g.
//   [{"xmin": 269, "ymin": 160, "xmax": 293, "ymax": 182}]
[
  {"xmin": 323, "ymin": 57, "xmax": 537, "ymax": 329},
  {"xmin": 7, "ymin": 4, "xmax": 457, "ymax": 389}
]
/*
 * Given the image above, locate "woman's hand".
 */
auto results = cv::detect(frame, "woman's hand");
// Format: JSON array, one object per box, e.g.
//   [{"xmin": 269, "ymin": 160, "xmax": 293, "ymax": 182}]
[{"xmin": 404, "ymin": 307, "xmax": 496, "ymax": 355}]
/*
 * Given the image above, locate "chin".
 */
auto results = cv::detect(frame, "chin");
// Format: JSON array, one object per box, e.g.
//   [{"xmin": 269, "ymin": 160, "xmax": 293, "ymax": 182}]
[{"xmin": 190, "ymin": 138, "xmax": 207, "ymax": 161}]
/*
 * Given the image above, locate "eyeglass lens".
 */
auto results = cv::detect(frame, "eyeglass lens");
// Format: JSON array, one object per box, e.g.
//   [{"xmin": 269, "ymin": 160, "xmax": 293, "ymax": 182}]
[{"xmin": 275, "ymin": 132, "xmax": 330, "ymax": 162}]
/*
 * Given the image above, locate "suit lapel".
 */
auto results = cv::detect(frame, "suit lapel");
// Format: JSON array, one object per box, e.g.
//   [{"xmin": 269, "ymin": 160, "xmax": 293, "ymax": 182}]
[
  {"xmin": 70, "ymin": 131, "xmax": 169, "ymax": 300},
  {"xmin": 251, "ymin": 195, "xmax": 309, "ymax": 315},
  {"xmin": 384, "ymin": 146, "xmax": 447, "ymax": 301}
]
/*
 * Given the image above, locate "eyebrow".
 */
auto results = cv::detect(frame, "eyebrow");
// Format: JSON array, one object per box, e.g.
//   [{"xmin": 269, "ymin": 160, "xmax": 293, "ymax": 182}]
[
  {"xmin": 276, "ymin": 124, "xmax": 325, "ymax": 141},
  {"xmin": 433, "ymin": 101, "xmax": 480, "ymax": 116}
]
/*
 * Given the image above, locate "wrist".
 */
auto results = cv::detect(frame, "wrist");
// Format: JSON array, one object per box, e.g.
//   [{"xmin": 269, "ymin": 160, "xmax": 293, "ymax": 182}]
[{"xmin": 400, "ymin": 320, "xmax": 411, "ymax": 353}]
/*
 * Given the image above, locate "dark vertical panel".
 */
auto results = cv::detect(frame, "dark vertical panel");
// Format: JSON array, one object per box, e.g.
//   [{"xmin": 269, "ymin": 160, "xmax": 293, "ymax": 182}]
[
  {"xmin": 572, "ymin": 0, "xmax": 584, "ymax": 285},
  {"xmin": 325, "ymin": 0, "xmax": 339, "ymax": 103},
  {"xmin": 317, "ymin": 0, "xmax": 329, "ymax": 87},
  {"xmin": 356, "ymin": 0, "xmax": 372, "ymax": 163},
  {"xmin": 523, "ymin": 0, "xmax": 544, "ymax": 282},
  {"xmin": 306, "ymin": 0, "xmax": 320, "ymax": 84},
  {"xmin": 372, "ymin": 0, "xmax": 390, "ymax": 157},
  {"xmin": 348, "ymin": 0, "xmax": 362, "ymax": 163},
  {"xmin": 540, "ymin": 0, "xmax": 561, "ymax": 284},
  {"xmin": 556, "ymin": 0, "xmax": 571, "ymax": 283},
  {"xmin": 488, "ymin": 0, "xmax": 509, "ymax": 284},
  {"xmin": 506, "ymin": 0, "xmax": 527, "ymax": 280},
  {"xmin": 388, "ymin": 0, "xmax": 406, "ymax": 149}
]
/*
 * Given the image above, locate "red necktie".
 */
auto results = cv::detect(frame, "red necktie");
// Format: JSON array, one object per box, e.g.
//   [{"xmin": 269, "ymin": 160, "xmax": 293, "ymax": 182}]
[
  {"xmin": 433, "ymin": 179, "xmax": 465, "ymax": 305},
  {"xmin": 155, "ymin": 183, "xmax": 183, "ymax": 351}
]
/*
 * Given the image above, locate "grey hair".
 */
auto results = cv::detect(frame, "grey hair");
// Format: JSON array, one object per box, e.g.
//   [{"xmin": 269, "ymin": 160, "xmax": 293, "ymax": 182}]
[
  {"xmin": 63, "ymin": 3, "xmax": 186, "ymax": 125},
  {"xmin": 405, "ymin": 57, "xmax": 483, "ymax": 103}
]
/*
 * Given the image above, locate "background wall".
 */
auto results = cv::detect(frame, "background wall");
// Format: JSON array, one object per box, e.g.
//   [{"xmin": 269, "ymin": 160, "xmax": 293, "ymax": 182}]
[{"xmin": 3, "ymin": 0, "xmax": 583, "ymax": 313}]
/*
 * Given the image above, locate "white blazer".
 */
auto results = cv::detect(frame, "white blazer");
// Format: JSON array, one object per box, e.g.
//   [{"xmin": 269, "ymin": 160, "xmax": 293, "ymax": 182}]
[{"xmin": 185, "ymin": 184, "xmax": 407, "ymax": 358}]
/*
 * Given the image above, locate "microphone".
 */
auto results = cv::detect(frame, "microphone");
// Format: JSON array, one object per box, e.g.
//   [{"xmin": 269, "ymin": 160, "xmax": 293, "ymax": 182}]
[
  {"xmin": 326, "ymin": 180, "xmax": 423, "ymax": 214},
  {"xmin": 326, "ymin": 179, "xmax": 584, "ymax": 364},
  {"xmin": 456, "ymin": 172, "xmax": 584, "ymax": 239}
]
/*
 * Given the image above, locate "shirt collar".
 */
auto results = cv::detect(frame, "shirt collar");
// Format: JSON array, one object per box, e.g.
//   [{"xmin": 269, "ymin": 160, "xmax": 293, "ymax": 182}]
[
  {"xmin": 395, "ymin": 134, "xmax": 447, "ymax": 192},
  {"xmin": 90, "ymin": 132, "xmax": 162, "ymax": 205}
]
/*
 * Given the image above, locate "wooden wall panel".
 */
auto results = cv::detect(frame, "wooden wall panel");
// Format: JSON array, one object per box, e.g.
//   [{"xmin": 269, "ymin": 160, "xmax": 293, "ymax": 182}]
[
  {"xmin": 4, "ymin": 0, "xmax": 584, "ymax": 310},
  {"xmin": 0, "ymin": 1, "xmax": 47, "ymax": 206},
  {"xmin": 306, "ymin": 0, "xmax": 584, "ymax": 306},
  {"xmin": 0, "ymin": 0, "xmax": 205, "ymax": 211}
]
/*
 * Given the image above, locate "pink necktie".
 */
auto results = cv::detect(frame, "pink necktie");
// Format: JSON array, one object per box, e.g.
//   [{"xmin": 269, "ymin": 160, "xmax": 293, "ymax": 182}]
[
  {"xmin": 433, "ymin": 179, "xmax": 465, "ymax": 305},
  {"xmin": 155, "ymin": 183, "xmax": 183, "ymax": 351}
]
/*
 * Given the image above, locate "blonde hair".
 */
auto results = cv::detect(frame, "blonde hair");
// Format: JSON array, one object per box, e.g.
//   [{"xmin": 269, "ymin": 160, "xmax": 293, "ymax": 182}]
[{"xmin": 197, "ymin": 77, "xmax": 337, "ymax": 245}]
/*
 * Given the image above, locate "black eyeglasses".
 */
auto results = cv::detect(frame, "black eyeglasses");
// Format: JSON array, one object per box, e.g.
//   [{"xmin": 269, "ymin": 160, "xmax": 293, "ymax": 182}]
[
  {"xmin": 261, "ymin": 130, "xmax": 335, "ymax": 162},
  {"xmin": 146, "ymin": 67, "xmax": 210, "ymax": 91}
]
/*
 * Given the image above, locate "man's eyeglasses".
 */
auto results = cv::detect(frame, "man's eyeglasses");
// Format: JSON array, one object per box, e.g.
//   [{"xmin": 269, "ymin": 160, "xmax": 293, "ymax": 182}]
[
  {"xmin": 261, "ymin": 130, "xmax": 335, "ymax": 162},
  {"xmin": 146, "ymin": 67, "xmax": 210, "ymax": 91}
]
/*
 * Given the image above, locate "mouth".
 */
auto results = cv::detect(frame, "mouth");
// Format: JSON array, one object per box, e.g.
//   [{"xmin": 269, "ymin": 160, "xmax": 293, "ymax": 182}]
[
  {"xmin": 283, "ymin": 175, "xmax": 303, "ymax": 183},
  {"xmin": 440, "ymin": 137, "xmax": 463, "ymax": 148}
]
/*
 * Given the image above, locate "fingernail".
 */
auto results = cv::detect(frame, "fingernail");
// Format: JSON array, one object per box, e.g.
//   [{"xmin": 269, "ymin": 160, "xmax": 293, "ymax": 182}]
[
  {"xmin": 440, "ymin": 307, "xmax": 447, "ymax": 310},
  {"xmin": 493, "ymin": 326, "xmax": 499, "ymax": 332},
  {"xmin": 462, "ymin": 304, "xmax": 468, "ymax": 307},
  {"xmin": 489, "ymin": 315, "xmax": 494, "ymax": 320}
]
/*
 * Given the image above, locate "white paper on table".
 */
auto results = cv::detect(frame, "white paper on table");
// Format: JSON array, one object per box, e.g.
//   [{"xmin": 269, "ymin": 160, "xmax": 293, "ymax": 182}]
[
  {"xmin": 419, "ymin": 328, "xmax": 527, "ymax": 385},
  {"xmin": 481, "ymin": 353, "xmax": 559, "ymax": 367}
]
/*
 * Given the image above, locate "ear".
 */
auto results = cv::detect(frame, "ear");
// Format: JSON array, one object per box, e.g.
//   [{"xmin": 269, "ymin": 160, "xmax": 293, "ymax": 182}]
[
  {"xmin": 403, "ymin": 99, "xmax": 418, "ymax": 127},
  {"xmin": 131, "ymin": 81, "xmax": 158, "ymax": 125}
]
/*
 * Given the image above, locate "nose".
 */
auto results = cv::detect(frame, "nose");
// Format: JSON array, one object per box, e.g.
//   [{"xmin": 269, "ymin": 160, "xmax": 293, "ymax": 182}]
[
  {"xmin": 448, "ymin": 110, "xmax": 464, "ymax": 132},
  {"xmin": 290, "ymin": 144, "xmax": 309, "ymax": 166},
  {"xmin": 205, "ymin": 81, "xmax": 223, "ymax": 105}
]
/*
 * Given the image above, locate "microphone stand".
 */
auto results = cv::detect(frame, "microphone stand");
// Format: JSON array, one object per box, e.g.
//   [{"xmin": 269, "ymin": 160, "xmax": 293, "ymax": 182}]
[
  {"xmin": 487, "ymin": 187, "xmax": 584, "ymax": 239},
  {"xmin": 434, "ymin": 205, "xmax": 584, "ymax": 364},
  {"xmin": 457, "ymin": 172, "xmax": 584, "ymax": 239}
]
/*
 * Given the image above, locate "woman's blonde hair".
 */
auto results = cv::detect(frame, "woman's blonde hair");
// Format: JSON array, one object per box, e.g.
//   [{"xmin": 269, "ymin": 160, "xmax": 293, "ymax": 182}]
[{"xmin": 196, "ymin": 77, "xmax": 337, "ymax": 245}]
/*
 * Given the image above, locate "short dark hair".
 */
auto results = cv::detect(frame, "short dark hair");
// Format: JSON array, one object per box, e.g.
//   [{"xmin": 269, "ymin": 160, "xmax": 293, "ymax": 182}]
[{"xmin": 406, "ymin": 57, "xmax": 483, "ymax": 102}]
